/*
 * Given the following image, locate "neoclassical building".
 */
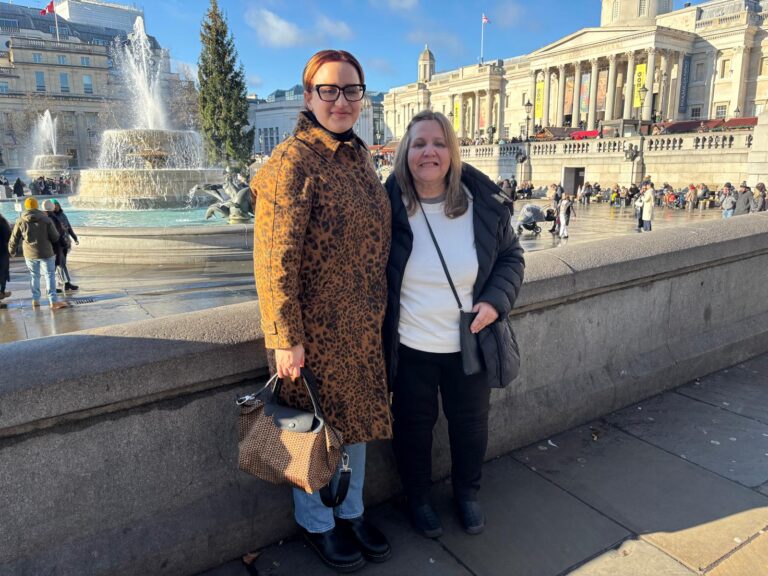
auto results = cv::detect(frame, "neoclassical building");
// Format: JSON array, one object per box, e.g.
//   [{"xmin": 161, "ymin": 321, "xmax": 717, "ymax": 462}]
[{"xmin": 385, "ymin": 0, "xmax": 768, "ymax": 140}]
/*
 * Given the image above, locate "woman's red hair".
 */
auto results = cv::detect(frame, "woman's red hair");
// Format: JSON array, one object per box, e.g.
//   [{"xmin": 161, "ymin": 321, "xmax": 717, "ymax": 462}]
[{"xmin": 302, "ymin": 50, "xmax": 365, "ymax": 91}]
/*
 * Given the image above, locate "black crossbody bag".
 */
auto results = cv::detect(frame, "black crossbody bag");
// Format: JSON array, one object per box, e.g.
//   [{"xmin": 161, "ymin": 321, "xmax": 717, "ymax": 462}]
[{"xmin": 417, "ymin": 199, "xmax": 484, "ymax": 376}]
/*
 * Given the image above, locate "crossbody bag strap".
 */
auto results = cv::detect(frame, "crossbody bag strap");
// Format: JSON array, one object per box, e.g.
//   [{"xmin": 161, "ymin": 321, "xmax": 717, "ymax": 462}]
[{"xmin": 416, "ymin": 198, "xmax": 463, "ymax": 311}]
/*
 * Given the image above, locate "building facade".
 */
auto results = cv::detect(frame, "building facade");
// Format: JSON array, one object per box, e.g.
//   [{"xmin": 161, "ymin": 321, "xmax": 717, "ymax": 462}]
[
  {"xmin": 248, "ymin": 87, "xmax": 389, "ymax": 155},
  {"xmin": 385, "ymin": 0, "xmax": 768, "ymax": 140}
]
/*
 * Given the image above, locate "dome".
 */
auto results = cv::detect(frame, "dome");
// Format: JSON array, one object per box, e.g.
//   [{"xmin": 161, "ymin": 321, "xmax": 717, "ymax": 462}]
[{"xmin": 419, "ymin": 44, "xmax": 435, "ymax": 62}]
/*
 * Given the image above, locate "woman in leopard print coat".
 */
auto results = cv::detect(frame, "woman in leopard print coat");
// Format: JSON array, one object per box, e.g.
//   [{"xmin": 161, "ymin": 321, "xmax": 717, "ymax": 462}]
[{"xmin": 250, "ymin": 50, "xmax": 392, "ymax": 571}]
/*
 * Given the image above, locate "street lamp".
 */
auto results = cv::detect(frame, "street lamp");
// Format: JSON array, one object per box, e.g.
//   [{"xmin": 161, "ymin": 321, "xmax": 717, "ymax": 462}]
[
  {"xmin": 524, "ymin": 99, "xmax": 533, "ymax": 140},
  {"xmin": 638, "ymin": 85, "xmax": 649, "ymax": 133},
  {"xmin": 734, "ymin": 106, "xmax": 741, "ymax": 118}
]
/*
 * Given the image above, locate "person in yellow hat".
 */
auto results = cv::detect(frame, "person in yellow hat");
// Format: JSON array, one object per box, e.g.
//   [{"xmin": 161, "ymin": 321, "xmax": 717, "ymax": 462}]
[{"xmin": 7, "ymin": 197, "xmax": 68, "ymax": 310}]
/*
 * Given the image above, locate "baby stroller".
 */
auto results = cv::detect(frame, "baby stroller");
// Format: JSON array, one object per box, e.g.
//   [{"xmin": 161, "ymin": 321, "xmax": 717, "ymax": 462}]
[{"xmin": 516, "ymin": 204, "xmax": 555, "ymax": 235}]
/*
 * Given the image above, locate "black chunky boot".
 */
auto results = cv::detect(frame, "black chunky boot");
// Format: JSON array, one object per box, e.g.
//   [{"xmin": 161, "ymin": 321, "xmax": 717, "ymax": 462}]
[
  {"xmin": 336, "ymin": 516, "xmax": 391, "ymax": 563},
  {"xmin": 301, "ymin": 526, "xmax": 365, "ymax": 573}
]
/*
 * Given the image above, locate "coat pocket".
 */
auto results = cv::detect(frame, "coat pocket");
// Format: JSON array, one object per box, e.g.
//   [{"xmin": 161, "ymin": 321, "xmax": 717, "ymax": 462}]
[{"xmin": 489, "ymin": 317, "xmax": 520, "ymax": 388}]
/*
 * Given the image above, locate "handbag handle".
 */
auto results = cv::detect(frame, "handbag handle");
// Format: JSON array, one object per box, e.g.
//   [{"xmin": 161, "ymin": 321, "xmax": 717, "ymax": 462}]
[
  {"xmin": 416, "ymin": 198, "xmax": 465, "ymax": 312},
  {"xmin": 236, "ymin": 367, "xmax": 325, "ymax": 423}
]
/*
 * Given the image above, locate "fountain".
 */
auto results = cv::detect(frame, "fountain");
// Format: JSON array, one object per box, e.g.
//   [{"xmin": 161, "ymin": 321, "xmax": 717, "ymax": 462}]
[
  {"xmin": 71, "ymin": 17, "xmax": 222, "ymax": 209},
  {"xmin": 26, "ymin": 110, "xmax": 73, "ymax": 185}
]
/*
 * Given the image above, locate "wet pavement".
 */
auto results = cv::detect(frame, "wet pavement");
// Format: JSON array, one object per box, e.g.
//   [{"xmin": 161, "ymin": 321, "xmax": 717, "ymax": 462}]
[
  {"xmin": 200, "ymin": 353, "xmax": 768, "ymax": 576},
  {"xmin": 0, "ymin": 202, "xmax": 724, "ymax": 344}
]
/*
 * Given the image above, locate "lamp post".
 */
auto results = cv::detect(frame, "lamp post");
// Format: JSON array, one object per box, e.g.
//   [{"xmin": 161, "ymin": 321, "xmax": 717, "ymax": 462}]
[
  {"xmin": 638, "ymin": 85, "xmax": 649, "ymax": 133},
  {"xmin": 524, "ymin": 99, "xmax": 533, "ymax": 140},
  {"xmin": 733, "ymin": 106, "xmax": 741, "ymax": 118}
]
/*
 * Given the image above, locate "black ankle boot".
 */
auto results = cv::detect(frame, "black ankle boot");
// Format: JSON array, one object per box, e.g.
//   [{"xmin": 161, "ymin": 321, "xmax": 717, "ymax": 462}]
[
  {"xmin": 65, "ymin": 282, "xmax": 79, "ymax": 291},
  {"xmin": 301, "ymin": 526, "xmax": 365, "ymax": 573},
  {"xmin": 407, "ymin": 500, "xmax": 443, "ymax": 538},
  {"xmin": 336, "ymin": 516, "xmax": 391, "ymax": 563},
  {"xmin": 456, "ymin": 499, "xmax": 485, "ymax": 535}
]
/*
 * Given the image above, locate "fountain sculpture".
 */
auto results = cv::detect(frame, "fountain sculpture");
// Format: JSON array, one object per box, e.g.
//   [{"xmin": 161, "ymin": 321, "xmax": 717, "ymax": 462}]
[
  {"xmin": 72, "ymin": 17, "xmax": 221, "ymax": 209},
  {"xmin": 26, "ymin": 110, "xmax": 73, "ymax": 184}
]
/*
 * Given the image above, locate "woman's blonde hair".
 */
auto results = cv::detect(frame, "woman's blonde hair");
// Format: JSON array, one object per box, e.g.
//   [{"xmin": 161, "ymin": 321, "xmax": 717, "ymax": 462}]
[{"xmin": 393, "ymin": 110, "xmax": 466, "ymax": 218}]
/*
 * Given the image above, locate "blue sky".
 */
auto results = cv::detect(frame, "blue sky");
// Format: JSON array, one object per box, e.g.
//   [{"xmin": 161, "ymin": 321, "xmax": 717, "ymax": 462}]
[{"xmin": 137, "ymin": 1, "xmax": 699, "ymax": 97}]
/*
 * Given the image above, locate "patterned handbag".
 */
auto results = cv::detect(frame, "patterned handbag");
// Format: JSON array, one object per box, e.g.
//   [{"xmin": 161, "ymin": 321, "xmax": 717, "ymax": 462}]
[{"xmin": 236, "ymin": 367, "xmax": 350, "ymax": 506}]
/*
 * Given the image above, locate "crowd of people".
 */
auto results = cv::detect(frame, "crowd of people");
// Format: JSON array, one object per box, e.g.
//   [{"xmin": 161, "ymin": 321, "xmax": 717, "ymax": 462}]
[
  {"xmin": 1, "ymin": 197, "xmax": 80, "ymax": 310},
  {"xmin": 0, "ymin": 173, "xmax": 75, "ymax": 199}
]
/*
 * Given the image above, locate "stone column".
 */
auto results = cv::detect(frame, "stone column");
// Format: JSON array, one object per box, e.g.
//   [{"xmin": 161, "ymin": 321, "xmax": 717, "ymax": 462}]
[
  {"xmin": 529, "ymin": 70, "xmax": 537, "ymax": 116},
  {"xmin": 642, "ymin": 48, "xmax": 656, "ymax": 122},
  {"xmin": 731, "ymin": 46, "xmax": 750, "ymax": 117},
  {"xmin": 542, "ymin": 67, "xmax": 551, "ymax": 127},
  {"xmin": 658, "ymin": 50, "xmax": 670, "ymax": 121},
  {"xmin": 498, "ymin": 85, "xmax": 506, "ymax": 139},
  {"xmin": 671, "ymin": 51, "xmax": 685, "ymax": 120},
  {"xmin": 605, "ymin": 54, "xmax": 618, "ymax": 121},
  {"xmin": 474, "ymin": 91, "xmax": 480, "ymax": 137},
  {"xmin": 556, "ymin": 64, "xmax": 566, "ymax": 127},
  {"xmin": 587, "ymin": 58, "xmax": 600, "ymax": 130},
  {"xmin": 487, "ymin": 89, "xmax": 494, "ymax": 136},
  {"xmin": 707, "ymin": 50, "xmax": 719, "ymax": 119},
  {"xmin": 572, "ymin": 61, "xmax": 582, "ymax": 126},
  {"xmin": 459, "ymin": 96, "xmax": 466, "ymax": 137},
  {"xmin": 624, "ymin": 51, "xmax": 636, "ymax": 119}
]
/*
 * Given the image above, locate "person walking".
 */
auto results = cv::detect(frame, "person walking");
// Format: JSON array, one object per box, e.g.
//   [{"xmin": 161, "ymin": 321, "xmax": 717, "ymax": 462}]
[
  {"xmin": 13, "ymin": 178, "xmax": 24, "ymax": 198},
  {"xmin": 50, "ymin": 199, "xmax": 79, "ymax": 291},
  {"xmin": 384, "ymin": 110, "xmax": 525, "ymax": 539},
  {"xmin": 752, "ymin": 182, "xmax": 767, "ymax": 212},
  {"xmin": 0, "ymin": 213, "xmax": 11, "ymax": 301},
  {"xmin": 558, "ymin": 194, "xmax": 576, "ymax": 238},
  {"xmin": 7, "ymin": 197, "xmax": 67, "ymax": 310},
  {"xmin": 251, "ymin": 49, "xmax": 391, "ymax": 573},
  {"xmin": 721, "ymin": 185, "xmax": 736, "ymax": 219},
  {"xmin": 549, "ymin": 184, "xmax": 563, "ymax": 233}
]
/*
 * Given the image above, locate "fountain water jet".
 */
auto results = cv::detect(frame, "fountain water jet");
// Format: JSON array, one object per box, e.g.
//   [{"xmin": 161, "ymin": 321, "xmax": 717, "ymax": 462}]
[
  {"xmin": 27, "ymin": 110, "xmax": 73, "ymax": 182},
  {"xmin": 72, "ymin": 17, "xmax": 221, "ymax": 209}
]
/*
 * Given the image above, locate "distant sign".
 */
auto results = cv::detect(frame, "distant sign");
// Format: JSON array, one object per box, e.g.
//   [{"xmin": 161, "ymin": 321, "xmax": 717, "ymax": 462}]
[
  {"xmin": 679, "ymin": 55, "xmax": 691, "ymax": 113},
  {"xmin": 633, "ymin": 63, "xmax": 647, "ymax": 108}
]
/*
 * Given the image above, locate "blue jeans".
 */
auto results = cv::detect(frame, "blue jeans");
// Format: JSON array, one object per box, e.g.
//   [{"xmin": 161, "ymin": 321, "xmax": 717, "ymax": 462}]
[
  {"xmin": 25, "ymin": 257, "xmax": 58, "ymax": 303},
  {"xmin": 293, "ymin": 442, "xmax": 366, "ymax": 533},
  {"xmin": 723, "ymin": 209, "xmax": 734, "ymax": 219}
]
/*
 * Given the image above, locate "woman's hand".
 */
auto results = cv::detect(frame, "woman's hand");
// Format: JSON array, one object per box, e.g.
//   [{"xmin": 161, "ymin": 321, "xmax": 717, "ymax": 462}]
[
  {"xmin": 275, "ymin": 344, "xmax": 305, "ymax": 380},
  {"xmin": 470, "ymin": 302, "xmax": 499, "ymax": 333}
]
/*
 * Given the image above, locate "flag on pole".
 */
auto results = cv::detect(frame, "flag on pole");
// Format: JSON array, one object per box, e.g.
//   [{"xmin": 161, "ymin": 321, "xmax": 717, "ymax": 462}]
[
  {"xmin": 40, "ymin": 1, "xmax": 54, "ymax": 15},
  {"xmin": 482, "ymin": 14, "xmax": 490, "ymax": 24}
]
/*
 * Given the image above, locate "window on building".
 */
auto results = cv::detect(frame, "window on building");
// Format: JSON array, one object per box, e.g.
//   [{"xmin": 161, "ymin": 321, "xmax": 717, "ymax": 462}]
[
  {"xmin": 59, "ymin": 73, "xmax": 69, "ymax": 93},
  {"xmin": 755, "ymin": 103, "xmax": 765, "ymax": 116},
  {"xmin": 50, "ymin": 26, "xmax": 69, "ymax": 37},
  {"xmin": 638, "ymin": 0, "xmax": 647, "ymax": 16},
  {"xmin": 82, "ymin": 74, "xmax": 93, "ymax": 94},
  {"xmin": 0, "ymin": 18, "xmax": 19, "ymax": 28},
  {"xmin": 715, "ymin": 104, "xmax": 727, "ymax": 119},
  {"xmin": 720, "ymin": 59, "xmax": 731, "ymax": 79},
  {"xmin": 0, "ymin": 81, "xmax": 8, "ymax": 94},
  {"xmin": 57, "ymin": 55, "xmax": 67, "ymax": 65},
  {"xmin": 694, "ymin": 62, "xmax": 705, "ymax": 82},
  {"xmin": 81, "ymin": 56, "xmax": 90, "ymax": 67},
  {"xmin": 32, "ymin": 53, "xmax": 42, "ymax": 64},
  {"xmin": 613, "ymin": 0, "xmax": 620, "ymax": 21},
  {"xmin": 35, "ymin": 71, "xmax": 45, "ymax": 92},
  {"xmin": 690, "ymin": 106, "xmax": 702, "ymax": 119}
]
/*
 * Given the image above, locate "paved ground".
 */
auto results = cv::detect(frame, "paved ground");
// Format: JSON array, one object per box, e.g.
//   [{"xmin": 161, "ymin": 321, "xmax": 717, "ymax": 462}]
[
  {"xmin": 0, "ymin": 202, "xmax": 723, "ymax": 344},
  {"xmin": 199, "ymin": 353, "xmax": 768, "ymax": 576}
]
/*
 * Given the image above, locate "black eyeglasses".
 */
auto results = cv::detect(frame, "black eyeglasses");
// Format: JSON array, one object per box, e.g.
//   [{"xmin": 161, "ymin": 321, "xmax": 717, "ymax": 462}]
[{"xmin": 314, "ymin": 84, "xmax": 366, "ymax": 102}]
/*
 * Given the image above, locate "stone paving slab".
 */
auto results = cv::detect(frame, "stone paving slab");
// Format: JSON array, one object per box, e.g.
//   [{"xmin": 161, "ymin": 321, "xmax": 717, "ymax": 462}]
[
  {"xmin": 199, "ymin": 502, "xmax": 473, "ymax": 576},
  {"xmin": 432, "ymin": 454, "xmax": 629, "ymax": 576},
  {"xmin": 513, "ymin": 422, "xmax": 768, "ymax": 573},
  {"xmin": 606, "ymin": 392, "xmax": 768, "ymax": 488},
  {"xmin": 678, "ymin": 365, "xmax": 768, "ymax": 426},
  {"xmin": 707, "ymin": 530, "xmax": 768, "ymax": 576},
  {"xmin": 568, "ymin": 540, "xmax": 697, "ymax": 576}
]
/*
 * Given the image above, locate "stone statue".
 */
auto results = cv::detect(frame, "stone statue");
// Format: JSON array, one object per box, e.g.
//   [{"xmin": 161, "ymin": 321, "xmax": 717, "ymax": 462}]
[{"xmin": 191, "ymin": 179, "xmax": 253, "ymax": 224}]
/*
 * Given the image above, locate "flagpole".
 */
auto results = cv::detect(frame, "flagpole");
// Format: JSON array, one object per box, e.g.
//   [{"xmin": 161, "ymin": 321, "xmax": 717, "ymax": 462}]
[
  {"xmin": 54, "ymin": 4, "xmax": 60, "ymax": 42},
  {"xmin": 480, "ymin": 17, "xmax": 484, "ymax": 64}
]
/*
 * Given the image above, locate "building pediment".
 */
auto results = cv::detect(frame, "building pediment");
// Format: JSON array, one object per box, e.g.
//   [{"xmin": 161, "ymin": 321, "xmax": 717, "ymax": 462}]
[{"xmin": 528, "ymin": 25, "xmax": 696, "ymax": 62}]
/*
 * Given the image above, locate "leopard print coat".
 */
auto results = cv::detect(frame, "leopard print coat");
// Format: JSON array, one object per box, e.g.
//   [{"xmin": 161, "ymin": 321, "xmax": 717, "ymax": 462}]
[{"xmin": 251, "ymin": 112, "xmax": 392, "ymax": 444}]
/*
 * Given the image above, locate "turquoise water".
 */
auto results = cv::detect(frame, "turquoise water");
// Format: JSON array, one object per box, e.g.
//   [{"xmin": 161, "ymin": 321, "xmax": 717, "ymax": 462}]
[{"xmin": 0, "ymin": 198, "xmax": 230, "ymax": 227}]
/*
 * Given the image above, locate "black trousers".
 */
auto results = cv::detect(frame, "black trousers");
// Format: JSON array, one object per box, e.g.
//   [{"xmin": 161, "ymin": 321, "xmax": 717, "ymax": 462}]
[{"xmin": 392, "ymin": 344, "xmax": 490, "ymax": 502}]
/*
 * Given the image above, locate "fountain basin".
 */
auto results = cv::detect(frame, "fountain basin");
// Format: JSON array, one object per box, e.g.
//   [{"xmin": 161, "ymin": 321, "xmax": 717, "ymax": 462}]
[
  {"xmin": 69, "ymin": 224, "xmax": 254, "ymax": 264},
  {"xmin": 72, "ymin": 168, "xmax": 223, "ymax": 209}
]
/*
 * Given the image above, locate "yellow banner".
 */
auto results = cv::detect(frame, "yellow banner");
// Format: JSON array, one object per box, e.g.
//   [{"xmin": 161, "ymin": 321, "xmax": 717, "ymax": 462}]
[
  {"xmin": 535, "ymin": 81, "xmax": 544, "ymax": 121},
  {"xmin": 633, "ymin": 63, "xmax": 647, "ymax": 108},
  {"xmin": 453, "ymin": 101, "xmax": 461, "ymax": 131}
]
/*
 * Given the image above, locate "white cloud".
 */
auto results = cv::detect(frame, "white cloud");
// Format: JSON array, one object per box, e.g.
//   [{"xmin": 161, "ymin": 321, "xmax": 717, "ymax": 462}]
[
  {"xmin": 406, "ymin": 30, "xmax": 464, "ymax": 57},
  {"xmin": 245, "ymin": 7, "xmax": 354, "ymax": 47},
  {"xmin": 491, "ymin": 2, "xmax": 526, "ymax": 28},
  {"xmin": 316, "ymin": 15, "xmax": 354, "ymax": 41},
  {"xmin": 387, "ymin": 0, "xmax": 418, "ymax": 9},
  {"xmin": 245, "ymin": 8, "xmax": 304, "ymax": 47},
  {"xmin": 247, "ymin": 74, "xmax": 264, "ymax": 88},
  {"xmin": 366, "ymin": 58, "xmax": 397, "ymax": 76}
]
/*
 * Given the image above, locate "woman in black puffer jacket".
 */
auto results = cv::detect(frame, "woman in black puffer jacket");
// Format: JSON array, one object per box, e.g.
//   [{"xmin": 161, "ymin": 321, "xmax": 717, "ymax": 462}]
[{"xmin": 383, "ymin": 110, "xmax": 525, "ymax": 541}]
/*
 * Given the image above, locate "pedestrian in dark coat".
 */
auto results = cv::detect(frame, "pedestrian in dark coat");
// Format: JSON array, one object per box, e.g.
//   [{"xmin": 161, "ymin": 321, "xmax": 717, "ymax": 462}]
[
  {"xmin": 0, "ymin": 213, "xmax": 11, "ymax": 298},
  {"xmin": 13, "ymin": 178, "xmax": 24, "ymax": 198},
  {"xmin": 734, "ymin": 181, "xmax": 752, "ymax": 215},
  {"xmin": 383, "ymin": 110, "xmax": 524, "ymax": 540}
]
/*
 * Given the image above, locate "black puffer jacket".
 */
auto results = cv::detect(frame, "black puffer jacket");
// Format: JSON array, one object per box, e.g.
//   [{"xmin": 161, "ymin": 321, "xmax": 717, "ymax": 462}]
[{"xmin": 383, "ymin": 163, "xmax": 526, "ymax": 389}]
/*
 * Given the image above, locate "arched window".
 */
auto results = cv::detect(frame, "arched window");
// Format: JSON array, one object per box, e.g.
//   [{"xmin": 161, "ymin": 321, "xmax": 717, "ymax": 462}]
[
  {"xmin": 639, "ymin": 0, "xmax": 647, "ymax": 16},
  {"xmin": 613, "ymin": 0, "xmax": 620, "ymax": 21}
]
